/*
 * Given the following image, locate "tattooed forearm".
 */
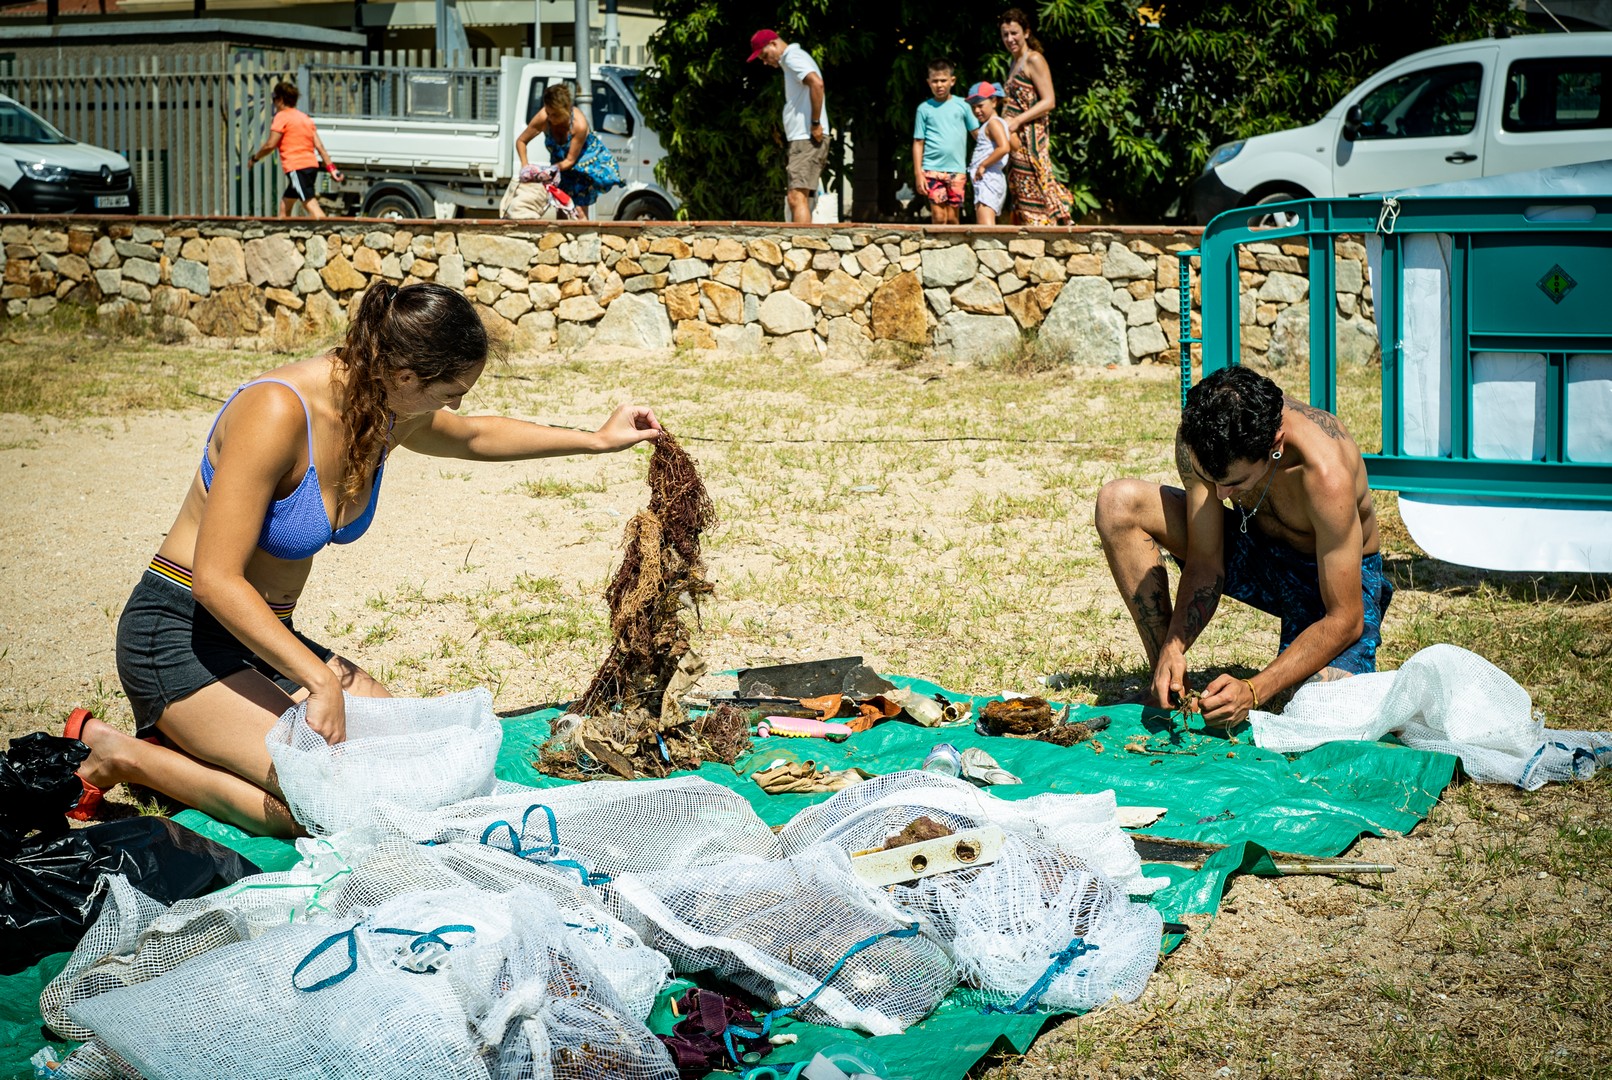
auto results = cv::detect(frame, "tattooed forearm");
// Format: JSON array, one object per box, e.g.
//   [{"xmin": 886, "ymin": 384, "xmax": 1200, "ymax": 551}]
[
  {"xmin": 1180, "ymin": 573, "xmax": 1223, "ymax": 647},
  {"xmin": 1285, "ymin": 397, "xmax": 1347, "ymax": 440},
  {"xmin": 1129, "ymin": 563, "xmax": 1172, "ymax": 663}
]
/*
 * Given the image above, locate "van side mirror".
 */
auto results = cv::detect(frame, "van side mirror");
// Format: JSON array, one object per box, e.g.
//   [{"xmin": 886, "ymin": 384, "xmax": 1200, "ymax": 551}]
[
  {"xmin": 1343, "ymin": 105, "xmax": 1363, "ymax": 142},
  {"xmin": 602, "ymin": 112, "xmax": 630, "ymax": 136}
]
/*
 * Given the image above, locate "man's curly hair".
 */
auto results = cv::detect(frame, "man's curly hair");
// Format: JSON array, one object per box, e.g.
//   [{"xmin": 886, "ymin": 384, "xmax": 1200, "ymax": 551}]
[{"xmin": 1179, "ymin": 366, "xmax": 1284, "ymax": 478}]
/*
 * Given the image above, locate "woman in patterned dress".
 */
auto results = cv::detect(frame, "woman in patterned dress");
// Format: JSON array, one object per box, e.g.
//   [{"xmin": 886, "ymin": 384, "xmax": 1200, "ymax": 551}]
[
  {"xmin": 997, "ymin": 7, "xmax": 1074, "ymax": 226},
  {"xmin": 515, "ymin": 83, "xmax": 623, "ymax": 221}
]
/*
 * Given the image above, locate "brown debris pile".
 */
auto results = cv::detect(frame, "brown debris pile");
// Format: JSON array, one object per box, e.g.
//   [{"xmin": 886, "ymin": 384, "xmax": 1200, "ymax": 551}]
[
  {"xmin": 978, "ymin": 696, "xmax": 1101, "ymax": 746},
  {"xmin": 539, "ymin": 433, "xmax": 749, "ymax": 781}
]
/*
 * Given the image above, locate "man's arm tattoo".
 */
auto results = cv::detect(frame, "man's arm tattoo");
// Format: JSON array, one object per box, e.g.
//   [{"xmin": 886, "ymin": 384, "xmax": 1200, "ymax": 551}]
[
  {"xmin": 1130, "ymin": 563, "xmax": 1172, "ymax": 661},
  {"xmin": 1174, "ymin": 430, "xmax": 1195, "ymax": 486},
  {"xmin": 1181, "ymin": 573, "xmax": 1224, "ymax": 648},
  {"xmin": 1285, "ymin": 397, "xmax": 1346, "ymax": 440}
]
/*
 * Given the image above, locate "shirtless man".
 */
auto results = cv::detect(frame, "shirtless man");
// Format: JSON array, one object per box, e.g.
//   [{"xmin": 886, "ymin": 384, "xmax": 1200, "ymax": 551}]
[{"xmin": 1093, "ymin": 366, "xmax": 1394, "ymax": 726}]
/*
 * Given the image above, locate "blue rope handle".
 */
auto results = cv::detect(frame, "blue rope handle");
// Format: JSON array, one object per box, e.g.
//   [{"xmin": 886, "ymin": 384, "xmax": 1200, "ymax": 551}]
[
  {"xmin": 292, "ymin": 923, "xmax": 476, "ymax": 992},
  {"xmin": 476, "ymin": 803, "xmax": 613, "ymax": 885},
  {"xmin": 980, "ymin": 935, "xmax": 1098, "ymax": 1015},
  {"xmin": 722, "ymin": 923, "xmax": 921, "ymax": 1067}
]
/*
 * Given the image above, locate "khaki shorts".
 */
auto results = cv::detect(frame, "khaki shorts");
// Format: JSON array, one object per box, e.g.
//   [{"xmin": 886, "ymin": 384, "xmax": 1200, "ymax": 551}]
[{"xmin": 786, "ymin": 137, "xmax": 829, "ymax": 193}]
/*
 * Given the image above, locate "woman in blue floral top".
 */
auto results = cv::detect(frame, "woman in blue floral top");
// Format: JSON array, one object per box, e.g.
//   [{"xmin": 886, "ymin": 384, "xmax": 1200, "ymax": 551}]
[{"xmin": 515, "ymin": 83, "xmax": 623, "ymax": 221}]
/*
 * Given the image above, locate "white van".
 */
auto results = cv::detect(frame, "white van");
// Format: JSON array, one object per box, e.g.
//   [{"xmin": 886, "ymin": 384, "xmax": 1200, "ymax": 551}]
[
  {"xmin": 0, "ymin": 93, "xmax": 137, "ymax": 215},
  {"xmin": 1190, "ymin": 32, "xmax": 1612, "ymax": 223}
]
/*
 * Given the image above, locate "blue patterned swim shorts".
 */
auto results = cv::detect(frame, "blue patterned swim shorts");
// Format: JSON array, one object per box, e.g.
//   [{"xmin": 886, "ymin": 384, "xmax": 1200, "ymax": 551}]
[{"xmin": 1215, "ymin": 514, "xmax": 1394, "ymax": 674}]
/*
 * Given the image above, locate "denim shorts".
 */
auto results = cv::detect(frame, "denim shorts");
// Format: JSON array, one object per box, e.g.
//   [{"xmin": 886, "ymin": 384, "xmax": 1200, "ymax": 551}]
[
  {"xmin": 115, "ymin": 560, "xmax": 334, "ymax": 738},
  {"xmin": 1179, "ymin": 516, "xmax": 1394, "ymax": 675}
]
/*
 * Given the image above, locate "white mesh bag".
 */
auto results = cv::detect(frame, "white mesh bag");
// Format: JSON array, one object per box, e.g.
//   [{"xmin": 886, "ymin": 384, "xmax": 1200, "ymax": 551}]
[
  {"xmin": 1252, "ymin": 644, "xmax": 1612, "ymax": 788},
  {"xmin": 777, "ymin": 771, "xmax": 1164, "ymax": 895},
  {"xmin": 892, "ymin": 833, "xmax": 1161, "ymax": 1011},
  {"xmin": 370, "ymin": 776, "xmax": 781, "ymax": 878},
  {"xmin": 67, "ymin": 915, "xmax": 490, "ymax": 1080},
  {"xmin": 41, "ymin": 847, "xmax": 355, "ymax": 1042},
  {"xmin": 609, "ymin": 844, "xmax": 956, "ymax": 1036},
  {"xmin": 267, "ymin": 687, "xmax": 502, "ymax": 835},
  {"xmin": 321, "ymin": 839, "xmax": 670, "ymax": 1020}
]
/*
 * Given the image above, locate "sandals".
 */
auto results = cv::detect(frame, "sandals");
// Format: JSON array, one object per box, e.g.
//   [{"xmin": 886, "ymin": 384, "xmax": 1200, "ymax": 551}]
[{"xmin": 63, "ymin": 707, "xmax": 104, "ymax": 821}]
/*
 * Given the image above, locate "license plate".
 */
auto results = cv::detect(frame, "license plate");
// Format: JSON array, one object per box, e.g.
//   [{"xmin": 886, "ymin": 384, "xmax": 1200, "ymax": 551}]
[{"xmin": 94, "ymin": 195, "xmax": 130, "ymax": 209}]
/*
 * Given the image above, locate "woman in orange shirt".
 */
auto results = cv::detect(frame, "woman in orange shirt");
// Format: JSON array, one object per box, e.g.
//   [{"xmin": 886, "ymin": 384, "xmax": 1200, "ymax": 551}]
[{"xmin": 250, "ymin": 82, "xmax": 341, "ymax": 219}]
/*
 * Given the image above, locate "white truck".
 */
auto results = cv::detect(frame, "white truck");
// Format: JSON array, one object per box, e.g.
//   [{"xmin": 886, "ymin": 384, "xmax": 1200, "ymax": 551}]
[{"xmin": 304, "ymin": 56, "xmax": 680, "ymax": 221}]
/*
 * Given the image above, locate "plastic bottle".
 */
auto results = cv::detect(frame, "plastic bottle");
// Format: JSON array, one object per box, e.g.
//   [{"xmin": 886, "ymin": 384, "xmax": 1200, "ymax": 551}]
[{"xmin": 920, "ymin": 742, "xmax": 963, "ymax": 778}]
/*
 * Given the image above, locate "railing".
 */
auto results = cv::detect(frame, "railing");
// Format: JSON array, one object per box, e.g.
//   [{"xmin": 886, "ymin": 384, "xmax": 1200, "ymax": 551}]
[{"xmin": 1182, "ymin": 195, "xmax": 1612, "ymax": 502}]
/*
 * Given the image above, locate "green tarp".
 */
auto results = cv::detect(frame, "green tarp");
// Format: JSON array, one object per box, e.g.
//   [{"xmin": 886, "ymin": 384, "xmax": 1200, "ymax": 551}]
[{"xmin": 4, "ymin": 680, "xmax": 1455, "ymax": 1080}]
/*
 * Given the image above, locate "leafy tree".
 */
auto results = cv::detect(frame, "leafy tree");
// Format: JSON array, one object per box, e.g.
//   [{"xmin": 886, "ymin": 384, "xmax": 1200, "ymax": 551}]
[{"xmin": 638, "ymin": 0, "xmax": 1525, "ymax": 222}]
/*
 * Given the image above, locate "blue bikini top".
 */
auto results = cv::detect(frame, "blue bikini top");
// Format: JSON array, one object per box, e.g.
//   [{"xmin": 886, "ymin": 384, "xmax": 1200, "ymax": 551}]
[{"xmin": 199, "ymin": 378, "xmax": 387, "ymax": 561}]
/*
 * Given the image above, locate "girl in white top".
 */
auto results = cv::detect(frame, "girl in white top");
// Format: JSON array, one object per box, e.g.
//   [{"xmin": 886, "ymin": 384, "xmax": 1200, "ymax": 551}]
[{"xmin": 965, "ymin": 82, "xmax": 1017, "ymax": 226}]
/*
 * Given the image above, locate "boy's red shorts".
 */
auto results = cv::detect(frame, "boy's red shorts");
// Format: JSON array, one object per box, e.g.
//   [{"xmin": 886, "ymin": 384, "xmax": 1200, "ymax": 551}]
[{"xmin": 922, "ymin": 170, "xmax": 966, "ymax": 208}]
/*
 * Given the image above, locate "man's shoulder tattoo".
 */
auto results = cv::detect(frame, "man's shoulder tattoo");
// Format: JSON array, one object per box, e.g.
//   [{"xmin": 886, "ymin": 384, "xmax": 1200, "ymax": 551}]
[{"xmin": 1285, "ymin": 397, "xmax": 1347, "ymax": 440}]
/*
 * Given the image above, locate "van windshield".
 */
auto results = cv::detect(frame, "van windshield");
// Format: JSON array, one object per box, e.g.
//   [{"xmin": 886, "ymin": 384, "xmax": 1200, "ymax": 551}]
[{"xmin": 0, "ymin": 101, "xmax": 70, "ymax": 145}]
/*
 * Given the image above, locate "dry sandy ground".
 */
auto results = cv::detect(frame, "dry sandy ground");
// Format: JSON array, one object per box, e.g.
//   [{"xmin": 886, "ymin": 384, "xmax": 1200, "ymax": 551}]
[{"xmin": 1, "ymin": 349, "xmax": 1606, "ymax": 1080}]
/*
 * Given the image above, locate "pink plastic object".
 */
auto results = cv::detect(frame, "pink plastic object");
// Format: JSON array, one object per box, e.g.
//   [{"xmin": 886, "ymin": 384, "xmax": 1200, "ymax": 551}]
[{"xmin": 762, "ymin": 715, "xmax": 854, "ymax": 741}]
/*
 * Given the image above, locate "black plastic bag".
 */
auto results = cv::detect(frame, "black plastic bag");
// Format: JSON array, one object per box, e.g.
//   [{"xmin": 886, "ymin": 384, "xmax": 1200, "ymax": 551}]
[
  {"xmin": 0, "ymin": 732, "xmax": 89, "ymax": 856},
  {"xmin": 0, "ymin": 816, "xmax": 261, "ymax": 973}
]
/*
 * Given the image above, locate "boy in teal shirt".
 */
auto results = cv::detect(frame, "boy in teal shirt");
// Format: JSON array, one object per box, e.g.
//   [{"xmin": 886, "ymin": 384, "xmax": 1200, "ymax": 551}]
[{"xmin": 912, "ymin": 57, "xmax": 978, "ymax": 225}]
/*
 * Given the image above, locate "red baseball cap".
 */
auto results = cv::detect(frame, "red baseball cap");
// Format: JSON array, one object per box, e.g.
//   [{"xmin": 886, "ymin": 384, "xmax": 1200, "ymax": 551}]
[{"xmin": 747, "ymin": 29, "xmax": 779, "ymax": 62}]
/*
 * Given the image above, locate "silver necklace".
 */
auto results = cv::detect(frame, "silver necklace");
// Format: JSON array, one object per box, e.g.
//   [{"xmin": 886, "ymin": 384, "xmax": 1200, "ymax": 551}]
[{"xmin": 1235, "ymin": 462, "xmax": 1279, "ymax": 534}]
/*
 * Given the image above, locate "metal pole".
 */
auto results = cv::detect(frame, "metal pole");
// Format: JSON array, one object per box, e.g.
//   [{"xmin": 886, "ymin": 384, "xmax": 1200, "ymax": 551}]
[
  {"xmin": 604, "ymin": 0, "xmax": 618, "ymax": 56},
  {"xmin": 573, "ymin": 0, "xmax": 591, "ymax": 112}
]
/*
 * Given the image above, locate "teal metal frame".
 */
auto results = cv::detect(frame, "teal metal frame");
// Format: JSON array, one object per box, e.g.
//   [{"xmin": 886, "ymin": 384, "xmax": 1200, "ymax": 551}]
[{"xmin": 1180, "ymin": 195, "xmax": 1612, "ymax": 502}]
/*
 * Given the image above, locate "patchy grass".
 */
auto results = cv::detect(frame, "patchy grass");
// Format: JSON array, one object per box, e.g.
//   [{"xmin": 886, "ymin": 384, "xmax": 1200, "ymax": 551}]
[{"xmin": 7, "ymin": 320, "xmax": 1611, "ymax": 1080}]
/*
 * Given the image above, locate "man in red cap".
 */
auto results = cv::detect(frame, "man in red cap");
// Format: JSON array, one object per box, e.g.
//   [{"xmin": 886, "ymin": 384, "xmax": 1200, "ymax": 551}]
[{"xmin": 748, "ymin": 29, "xmax": 828, "ymax": 224}]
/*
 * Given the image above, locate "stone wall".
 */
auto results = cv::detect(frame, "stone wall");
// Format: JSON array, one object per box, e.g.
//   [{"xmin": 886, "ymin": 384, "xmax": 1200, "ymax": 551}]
[{"xmin": 0, "ymin": 219, "xmax": 1377, "ymax": 366}]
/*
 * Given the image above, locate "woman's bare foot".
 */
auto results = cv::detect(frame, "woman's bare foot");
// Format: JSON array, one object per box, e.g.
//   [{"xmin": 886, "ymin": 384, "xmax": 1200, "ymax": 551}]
[{"xmin": 75, "ymin": 714, "xmax": 141, "ymax": 792}]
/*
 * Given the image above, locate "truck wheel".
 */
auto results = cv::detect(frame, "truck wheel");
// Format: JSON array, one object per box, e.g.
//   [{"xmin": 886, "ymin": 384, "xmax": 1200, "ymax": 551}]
[
  {"xmin": 0, "ymin": 191, "xmax": 17, "ymax": 214},
  {"xmin": 616, "ymin": 194, "xmax": 673, "ymax": 221},
  {"xmin": 363, "ymin": 188, "xmax": 430, "ymax": 220}
]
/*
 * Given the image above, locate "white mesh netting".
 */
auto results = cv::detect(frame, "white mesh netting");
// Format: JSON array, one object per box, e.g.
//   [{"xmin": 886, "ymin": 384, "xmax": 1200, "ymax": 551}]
[
  {"xmin": 608, "ymin": 845, "xmax": 957, "ymax": 1036},
  {"xmin": 367, "ymin": 776, "xmax": 781, "ymax": 878},
  {"xmin": 267, "ymin": 688, "xmax": 502, "ymax": 835},
  {"xmin": 1250, "ymin": 644, "xmax": 1612, "ymax": 789},
  {"xmin": 891, "ymin": 834, "xmax": 1161, "ymax": 1011},
  {"xmin": 63, "ymin": 886, "xmax": 677, "ymax": 1080},
  {"xmin": 776, "ymin": 771, "xmax": 1166, "ymax": 896}
]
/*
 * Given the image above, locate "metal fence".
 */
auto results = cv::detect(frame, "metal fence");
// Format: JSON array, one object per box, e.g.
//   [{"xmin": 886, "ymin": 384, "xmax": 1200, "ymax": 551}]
[{"xmin": 0, "ymin": 44, "xmax": 651, "ymax": 217}]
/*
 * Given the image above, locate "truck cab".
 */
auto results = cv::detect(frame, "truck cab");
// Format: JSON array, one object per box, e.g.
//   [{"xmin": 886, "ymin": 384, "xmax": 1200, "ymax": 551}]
[{"xmin": 310, "ymin": 57, "xmax": 679, "ymax": 221}]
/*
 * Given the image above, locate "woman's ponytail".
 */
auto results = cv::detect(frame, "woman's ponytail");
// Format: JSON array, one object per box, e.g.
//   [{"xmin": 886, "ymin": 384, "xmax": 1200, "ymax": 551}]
[{"xmin": 331, "ymin": 282, "xmax": 488, "ymax": 505}]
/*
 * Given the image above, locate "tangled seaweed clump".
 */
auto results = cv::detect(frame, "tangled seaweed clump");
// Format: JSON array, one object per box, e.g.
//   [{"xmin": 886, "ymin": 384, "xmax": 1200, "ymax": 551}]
[{"xmin": 539, "ymin": 432, "xmax": 750, "ymax": 780}]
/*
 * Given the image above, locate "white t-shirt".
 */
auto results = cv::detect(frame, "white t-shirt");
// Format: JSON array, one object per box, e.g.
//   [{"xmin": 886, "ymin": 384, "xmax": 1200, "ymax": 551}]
[{"xmin": 779, "ymin": 42, "xmax": 828, "ymax": 142}]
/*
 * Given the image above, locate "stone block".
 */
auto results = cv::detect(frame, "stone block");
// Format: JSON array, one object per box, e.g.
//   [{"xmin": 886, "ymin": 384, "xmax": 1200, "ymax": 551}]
[
  {"xmin": 675, "ymin": 319, "xmax": 717, "ymax": 349},
  {"xmin": 169, "ymin": 258, "xmax": 208, "ymax": 295},
  {"xmin": 711, "ymin": 237, "xmax": 747, "ymax": 262},
  {"xmin": 939, "ymin": 312, "xmax": 1020, "ymax": 361},
  {"xmin": 925, "ymin": 287, "xmax": 951, "ymax": 317},
  {"xmin": 589, "ymin": 269, "xmax": 625, "ymax": 306},
  {"xmin": 818, "ymin": 270, "xmax": 867, "ymax": 317},
  {"xmin": 1127, "ymin": 322, "xmax": 1168, "ymax": 358},
  {"xmin": 1026, "ymin": 256, "xmax": 1066, "ymax": 284},
  {"xmin": 529, "ymin": 283, "xmax": 562, "ymax": 310},
  {"xmin": 1004, "ymin": 287, "xmax": 1043, "ymax": 328},
  {"xmin": 1008, "ymin": 238, "xmax": 1045, "ymax": 258},
  {"xmin": 379, "ymin": 253, "xmax": 403, "ymax": 280},
  {"xmin": 1338, "ymin": 315, "xmax": 1380, "ymax": 366},
  {"xmin": 977, "ymin": 248, "xmax": 1013, "ymax": 274},
  {"xmin": 660, "ymin": 282, "xmax": 698, "ymax": 322},
  {"xmin": 854, "ymin": 245, "xmax": 888, "ymax": 276},
  {"xmin": 951, "ymin": 275, "xmax": 1005, "ymax": 315},
  {"xmin": 191, "ymin": 283, "xmax": 263, "ymax": 337},
  {"xmin": 560, "ymin": 235, "xmax": 602, "ymax": 264},
  {"xmin": 54, "ymin": 253, "xmax": 89, "ymax": 283},
  {"xmin": 436, "ymin": 254, "xmax": 466, "ymax": 290},
  {"xmin": 114, "ymin": 239, "xmax": 157, "ymax": 261},
  {"xmin": 265, "ymin": 287, "xmax": 303, "ymax": 310},
  {"xmin": 713, "ymin": 323, "xmax": 764, "ymax": 354},
  {"xmin": 920, "ymin": 245, "xmax": 978, "ymax": 288},
  {"xmin": 352, "ymin": 247, "xmax": 383, "ymax": 274},
  {"xmin": 713, "ymin": 260, "xmax": 742, "ymax": 288},
  {"xmin": 1102, "ymin": 241, "xmax": 1151, "ymax": 281},
  {"xmin": 870, "ymin": 271, "xmax": 927, "ymax": 344},
  {"xmin": 1258, "ymin": 271, "xmax": 1309, "ymax": 304},
  {"xmin": 494, "ymin": 291, "xmax": 534, "ymax": 320},
  {"xmin": 668, "ymin": 258, "xmax": 710, "ymax": 284},
  {"xmin": 788, "ymin": 272, "xmax": 824, "ymax": 307},
  {"xmin": 1154, "ymin": 286, "xmax": 1181, "ymax": 314},
  {"xmin": 648, "ymin": 236, "xmax": 691, "ymax": 259},
  {"xmin": 1268, "ymin": 302, "xmax": 1309, "ymax": 366},
  {"xmin": 595, "ymin": 291, "xmax": 673, "ymax": 349},
  {"xmin": 768, "ymin": 330, "xmax": 821, "ymax": 357},
  {"xmin": 1066, "ymin": 253, "xmax": 1101, "ymax": 276},
  {"xmin": 293, "ymin": 267, "xmax": 323, "ymax": 295},
  {"xmin": 320, "ymin": 255, "xmax": 368, "ymax": 293},
  {"xmin": 700, "ymin": 280, "xmax": 745, "ymax": 324},
  {"xmin": 245, "ymin": 235, "xmax": 302, "ymax": 287},
  {"xmin": 622, "ymin": 273, "xmax": 667, "ymax": 293},
  {"xmin": 758, "ymin": 291, "xmax": 815, "ymax": 335},
  {"xmin": 1126, "ymin": 300, "xmax": 1156, "ymax": 327},
  {"xmin": 741, "ymin": 259, "xmax": 775, "ymax": 296},
  {"xmin": 457, "ymin": 233, "xmax": 537, "ymax": 270},
  {"xmin": 556, "ymin": 295, "xmax": 606, "ymax": 322},
  {"xmin": 208, "ymin": 237, "xmax": 246, "ymax": 287},
  {"xmin": 1038, "ymin": 275, "xmax": 1128, "ymax": 365},
  {"xmin": 747, "ymin": 238, "xmax": 783, "ymax": 266},
  {"xmin": 27, "ymin": 296, "xmax": 57, "ymax": 317},
  {"xmin": 782, "ymin": 248, "xmax": 811, "ymax": 273},
  {"xmin": 1335, "ymin": 257, "xmax": 1363, "ymax": 295},
  {"xmin": 92, "ymin": 268, "xmax": 121, "ymax": 296}
]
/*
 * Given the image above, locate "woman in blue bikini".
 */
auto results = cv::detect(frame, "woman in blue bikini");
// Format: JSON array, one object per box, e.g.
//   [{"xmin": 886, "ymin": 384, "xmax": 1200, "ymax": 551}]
[{"xmin": 72, "ymin": 283, "xmax": 661, "ymax": 836}]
